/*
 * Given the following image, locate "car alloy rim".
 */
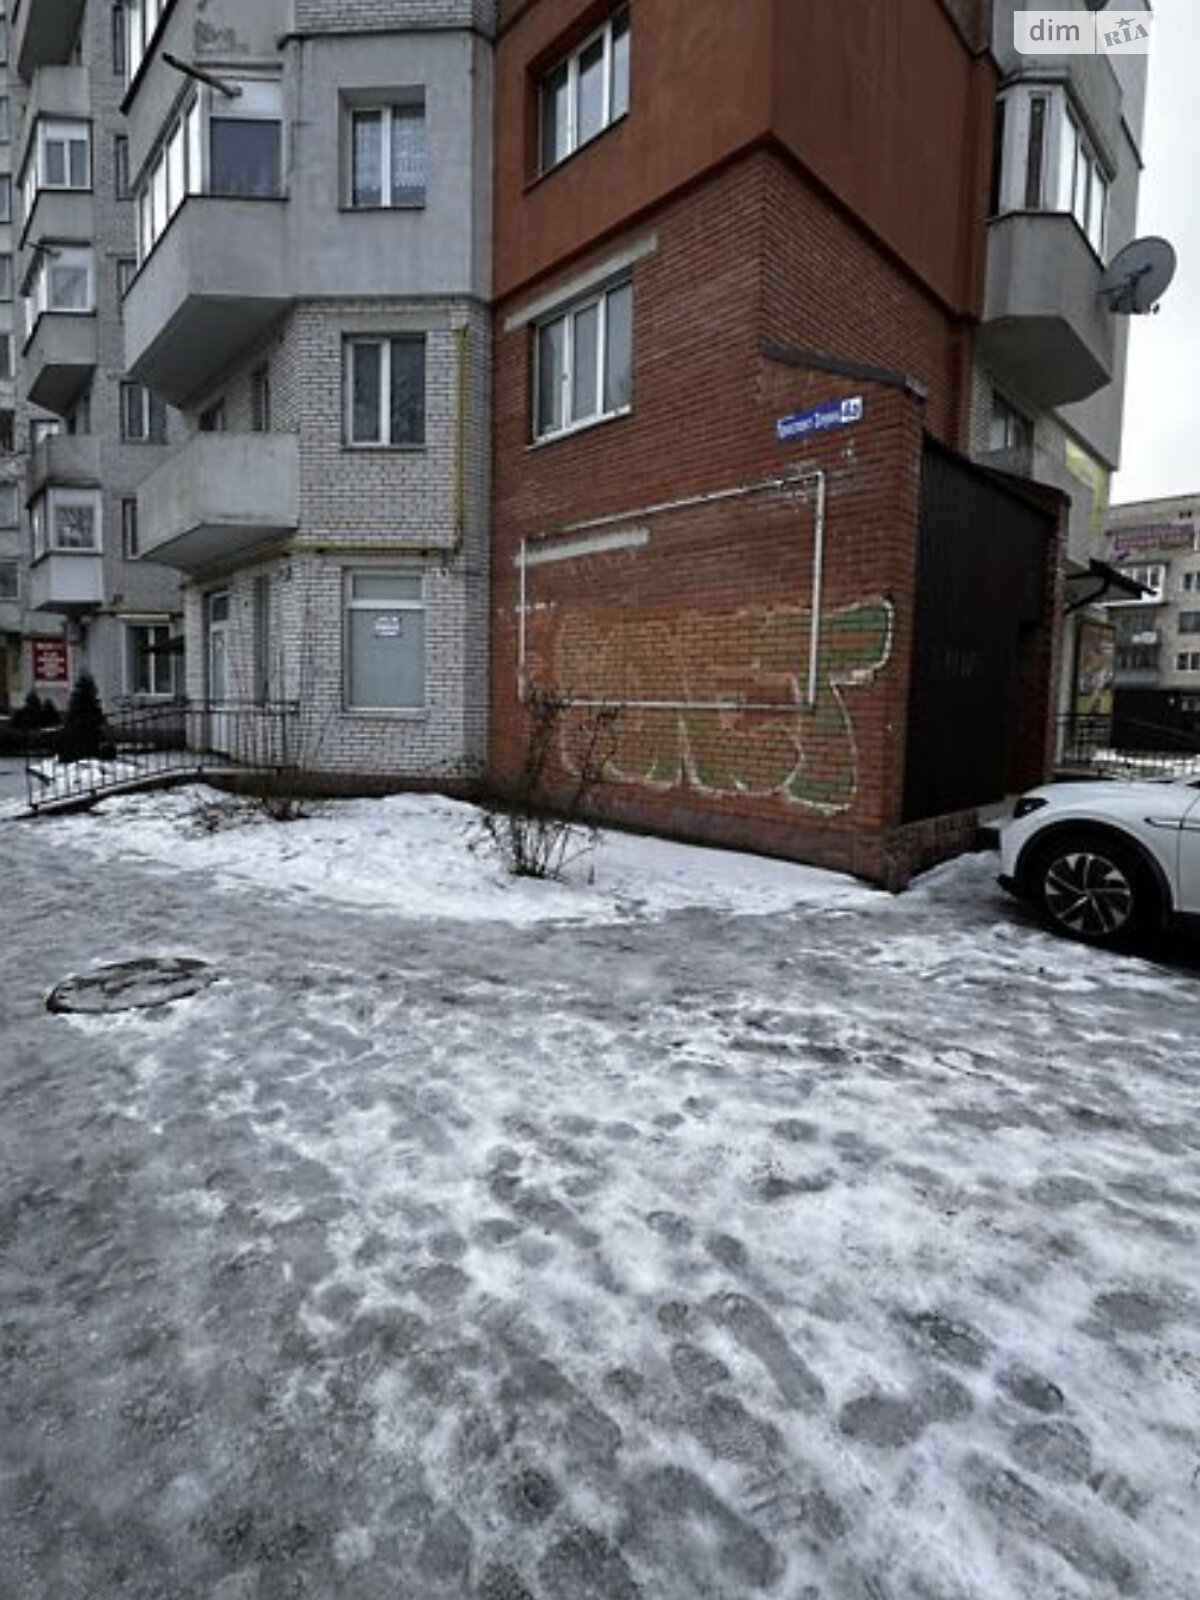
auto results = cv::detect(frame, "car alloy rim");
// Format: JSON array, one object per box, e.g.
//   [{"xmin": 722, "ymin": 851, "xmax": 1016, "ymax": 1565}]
[{"xmin": 1043, "ymin": 850, "xmax": 1134, "ymax": 937}]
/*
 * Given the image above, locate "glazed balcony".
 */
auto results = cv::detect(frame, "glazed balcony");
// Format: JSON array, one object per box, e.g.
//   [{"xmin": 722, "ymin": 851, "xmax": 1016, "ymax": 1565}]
[
  {"xmin": 10, "ymin": 0, "xmax": 88, "ymax": 79},
  {"xmin": 27, "ymin": 551, "xmax": 103, "ymax": 612},
  {"xmin": 27, "ymin": 433, "xmax": 101, "ymax": 497},
  {"xmin": 137, "ymin": 433, "xmax": 300, "ymax": 572},
  {"xmin": 23, "ymin": 313, "xmax": 98, "ymax": 415},
  {"xmin": 977, "ymin": 213, "xmax": 1116, "ymax": 408},
  {"xmin": 123, "ymin": 199, "xmax": 292, "ymax": 407}
]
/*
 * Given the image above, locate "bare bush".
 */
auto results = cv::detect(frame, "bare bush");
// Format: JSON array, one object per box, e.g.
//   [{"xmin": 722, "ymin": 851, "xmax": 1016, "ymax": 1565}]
[{"xmin": 473, "ymin": 691, "xmax": 618, "ymax": 880}]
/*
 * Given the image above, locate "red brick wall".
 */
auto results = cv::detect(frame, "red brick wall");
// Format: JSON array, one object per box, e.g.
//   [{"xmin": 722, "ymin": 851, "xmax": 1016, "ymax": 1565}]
[{"xmin": 490, "ymin": 151, "xmax": 975, "ymax": 883}]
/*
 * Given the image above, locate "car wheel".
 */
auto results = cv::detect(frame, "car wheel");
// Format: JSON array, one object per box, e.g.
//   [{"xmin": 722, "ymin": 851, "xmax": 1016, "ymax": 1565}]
[{"xmin": 1028, "ymin": 832, "xmax": 1156, "ymax": 946}]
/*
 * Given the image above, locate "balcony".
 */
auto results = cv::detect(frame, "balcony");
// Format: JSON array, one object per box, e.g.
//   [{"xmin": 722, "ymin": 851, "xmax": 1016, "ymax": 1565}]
[
  {"xmin": 124, "ymin": 199, "xmax": 292, "ymax": 407},
  {"xmin": 27, "ymin": 551, "xmax": 103, "ymax": 612},
  {"xmin": 27, "ymin": 433, "xmax": 101, "ymax": 497},
  {"xmin": 11, "ymin": 0, "xmax": 88, "ymax": 79},
  {"xmin": 137, "ymin": 433, "xmax": 300, "ymax": 572},
  {"xmin": 21, "ymin": 189, "xmax": 96, "ymax": 256},
  {"xmin": 23, "ymin": 313, "xmax": 98, "ymax": 415},
  {"xmin": 977, "ymin": 213, "xmax": 1116, "ymax": 408}
]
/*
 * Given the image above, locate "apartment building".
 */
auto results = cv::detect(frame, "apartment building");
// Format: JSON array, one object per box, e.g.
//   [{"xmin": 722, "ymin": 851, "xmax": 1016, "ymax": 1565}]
[
  {"xmin": 970, "ymin": 0, "xmax": 1151, "ymax": 728},
  {"xmin": 489, "ymin": 0, "xmax": 1078, "ymax": 887},
  {"xmin": 1100, "ymin": 493, "xmax": 1200, "ymax": 740},
  {"xmin": 6, "ymin": 0, "xmax": 183, "ymax": 712},
  {"xmin": 119, "ymin": 0, "xmax": 493, "ymax": 782}
]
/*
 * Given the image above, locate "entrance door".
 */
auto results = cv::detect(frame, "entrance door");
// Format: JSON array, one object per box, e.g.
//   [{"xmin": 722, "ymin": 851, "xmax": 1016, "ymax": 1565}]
[{"xmin": 205, "ymin": 592, "xmax": 231, "ymax": 754}]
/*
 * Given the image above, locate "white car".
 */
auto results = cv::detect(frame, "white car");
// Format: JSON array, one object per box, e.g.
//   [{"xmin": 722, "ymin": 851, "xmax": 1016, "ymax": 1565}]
[{"xmin": 999, "ymin": 778, "xmax": 1200, "ymax": 946}]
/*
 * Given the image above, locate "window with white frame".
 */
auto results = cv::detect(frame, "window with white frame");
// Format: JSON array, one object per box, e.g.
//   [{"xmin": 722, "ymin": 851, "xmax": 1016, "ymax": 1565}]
[
  {"xmin": 1182, "ymin": 570, "xmax": 1199, "ymax": 594},
  {"xmin": 1108, "ymin": 562, "xmax": 1165, "ymax": 604},
  {"xmin": 120, "ymin": 381, "xmax": 167, "ymax": 442},
  {"xmin": 125, "ymin": 620, "xmax": 175, "ymax": 696},
  {"xmin": 136, "ymin": 77, "xmax": 283, "ymax": 261},
  {"xmin": 1178, "ymin": 611, "xmax": 1200, "ymax": 635},
  {"xmin": 21, "ymin": 120, "xmax": 92, "ymax": 222},
  {"xmin": 995, "ymin": 85, "xmax": 1109, "ymax": 255},
  {"xmin": 535, "ymin": 277, "xmax": 632, "ymax": 439},
  {"xmin": 31, "ymin": 417, "xmax": 62, "ymax": 448},
  {"xmin": 989, "ymin": 392, "xmax": 1033, "ymax": 454},
  {"xmin": 540, "ymin": 6, "xmax": 630, "ymax": 173},
  {"xmin": 345, "ymin": 336, "xmax": 426, "ymax": 447},
  {"xmin": 1177, "ymin": 652, "xmax": 1200, "ymax": 673},
  {"xmin": 31, "ymin": 488, "xmax": 102, "ymax": 557},
  {"xmin": 345, "ymin": 571, "xmax": 425, "ymax": 710},
  {"xmin": 23, "ymin": 246, "xmax": 96, "ymax": 326},
  {"xmin": 0, "ymin": 482, "xmax": 18, "ymax": 525},
  {"xmin": 126, "ymin": 0, "xmax": 167, "ymax": 83},
  {"xmin": 0, "ymin": 560, "xmax": 17, "ymax": 601},
  {"xmin": 349, "ymin": 99, "xmax": 426, "ymax": 208}
]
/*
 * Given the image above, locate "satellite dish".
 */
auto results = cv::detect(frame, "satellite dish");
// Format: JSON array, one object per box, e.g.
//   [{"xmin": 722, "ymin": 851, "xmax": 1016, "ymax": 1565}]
[{"xmin": 1099, "ymin": 237, "xmax": 1177, "ymax": 315}]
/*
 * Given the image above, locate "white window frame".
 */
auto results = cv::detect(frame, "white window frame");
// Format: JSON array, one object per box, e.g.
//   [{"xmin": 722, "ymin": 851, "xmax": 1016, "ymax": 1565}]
[
  {"xmin": 120, "ymin": 380, "xmax": 167, "ymax": 442},
  {"xmin": 135, "ymin": 78, "xmax": 283, "ymax": 263},
  {"xmin": 995, "ymin": 84, "xmax": 1109, "ymax": 257},
  {"xmin": 32, "ymin": 488, "xmax": 103, "ymax": 558},
  {"xmin": 125, "ymin": 618, "xmax": 176, "ymax": 698},
  {"xmin": 126, "ymin": 0, "xmax": 167, "ymax": 84},
  {"xmin": 539, "ymin": 5, "xmax": 630, "ymax": 173},
  {"xmin": 348, "ymin": 98, "xmax": 427, "ymax": 209},
  {"xmin": 23, "ymin": 245, "xmax": 97, "ymax": 329},
  {"xmin": 344, "ymin": 570, "xmax": 426, "ymax": 711},
  {"xmin": 1108, "ymin": 563, "xmax": 1165, "ymax": 605},
  {"xmin": 533, "ymin": 277, "xmax": 633, "ymax": 441},
  {"xmin": 344, "ymin": 335, "xmax": 427, "ymax": 448},
  {"xmin": 21, "ymin": 119, "xmax": 92, "ymax": 226}
]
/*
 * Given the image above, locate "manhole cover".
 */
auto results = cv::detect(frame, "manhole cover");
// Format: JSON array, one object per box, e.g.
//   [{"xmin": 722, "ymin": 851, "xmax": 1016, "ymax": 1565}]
[{"xmin": 46, "ymin": 957, "xmax": 216, "ymax": 1015}]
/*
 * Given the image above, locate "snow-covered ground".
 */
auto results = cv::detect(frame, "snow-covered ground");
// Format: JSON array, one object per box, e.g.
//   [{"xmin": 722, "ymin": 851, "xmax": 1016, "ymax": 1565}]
[{"xmin": 2, "ymin": 786, "xmax": 1198, "ymax": 1600}]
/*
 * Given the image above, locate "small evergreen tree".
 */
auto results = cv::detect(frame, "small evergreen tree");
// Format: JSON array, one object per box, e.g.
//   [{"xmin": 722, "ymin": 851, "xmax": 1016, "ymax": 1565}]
[{"xmin": 58, "ymin": 672, "xmax": 110, "ymax": 763}]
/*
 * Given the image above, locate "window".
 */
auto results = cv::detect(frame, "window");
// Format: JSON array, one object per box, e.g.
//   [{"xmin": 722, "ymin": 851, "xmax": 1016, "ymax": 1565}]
[
  {"xmin": 1177, "ymin": 653, "xmax": 1200, "ymax": 674},
  {"xmin": 0, "ymin": 335, "xmax": 10, "ymax": 380},
  {"xmin": 116, "ymin": 256, "xmax": 137, "ymax": 303},
  {"xmin": 0, "ymin": 561, "xmax": 17, "ymax": 601},
  {"xmin": 0, "ymin": 176, "xmax": 9, "ymax": 223},
  {"xmin": 345, "ymin": 336, "xmax": 426, "ymax": 446},
  {"xmin": 0, "ymin": 253, "xmax": 11, "ymax": 300},
  {"xmin": 126, "ymin": 0, "xmax": 167, "ymax": 83},
  {"xmin": 253, "ymin": 575, "xmax": 271, "ymax": 703},
  {"xmin": 0, "ymin": 483, "xmax": 18, "ymax": 525},
  {"xmin": 0, "ymin": 98, "xmax": 9, "ymax": 146},
  {"xmin": 1184, "ymin": 572, "xmax": 1199, "ymax": 594},
  {"xmin": 199, "ymin": 399, "xmax": 226, "ymax": 433},
  {"xmin": 535, "ymin": 278, "xmax": 632, "ymax": 439},
  {"xmin": 112, "ymin": 3, "xmax": 128, "ymax": 77},
  {"xmin": 114, "ymin": 134, "xmax": 130, "ymax": 198},
  {"xmin": 251, "ymin": 366, "xmax": 271, "ymax": 433},
  {"xmin": 21, "ymin": 120, "xmax": 92, "ymax": 222},
  {"xmin": 995, "ymin": 85, "xmax": 1108, "ymax": 255},
  {"xmin": 120, "ymin": 381, "xmax": 167, "ymax": 443},
  {"xmin": 126, "ymin": 622, "xmax": 175, "ymax": 697},
  {"xmin": 136, "ymin": 78, "xmax": 283, "ymax": 261},
  {"xmin": 31, "ymin": 417, "xmax": 62, "ymax": 448},
  {"xmin": 121, "ymin": 498, "xmax": 139, "ymax": 558},
  {"xmin": 989, "ymin": 393, "xmax": 1033, "ymax": 454},
  {"xmin": 0, "ymin": 414, "xmax": 12, "ymax": 452},
  {"xmin": 345, "ymin": 571, "xmax": 425, "ymax": 710},
  {"xmin": 0, "ymin": 18, "xmax": 8, "ymax": 69},
  {"xmin": 23, "ymin": 247, "xmax": 96, "ymax": 330},
  {"xmin": 540, "ymin": 6, "xmax": 629, "ymax": 173},
  {"xmin": 1108, "ymin": 563, "xmax": 1165, "ymax": 604},
  {"xmin": 32, "ymin": 489, "xmax": 102, "ymax": 557},
  {"xmin": 1179, "ymin": 612, "xmax": 1200, "ymax": 635},
  {"xmin": 350, "ymin": 100, "xmax": 426, "ymax": 208}
]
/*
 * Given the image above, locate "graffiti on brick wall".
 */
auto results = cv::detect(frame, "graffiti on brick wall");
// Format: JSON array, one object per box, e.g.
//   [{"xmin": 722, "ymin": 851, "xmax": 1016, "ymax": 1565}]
[{"xmin": 541, "ymin": 597, "xmax": 894, "ymax": 815}]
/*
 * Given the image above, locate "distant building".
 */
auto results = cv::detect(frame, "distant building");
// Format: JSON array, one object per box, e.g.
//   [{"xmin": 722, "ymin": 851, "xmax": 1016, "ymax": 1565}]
[{"xmin": 1103, "ymin": 494, "xmax": 1200, "ymax": 742}]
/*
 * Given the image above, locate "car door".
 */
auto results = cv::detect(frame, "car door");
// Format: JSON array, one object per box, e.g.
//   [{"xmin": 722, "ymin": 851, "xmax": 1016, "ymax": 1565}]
[{"xmin": 1177, "ymin": 787, "xmax": 1200, "ymax": 915}]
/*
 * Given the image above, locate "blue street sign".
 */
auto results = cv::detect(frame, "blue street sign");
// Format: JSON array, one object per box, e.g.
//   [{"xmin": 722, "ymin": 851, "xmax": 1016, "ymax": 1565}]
[{"xmin": 776, "ymin": 395, "xmax": 865, "ymax": 443}]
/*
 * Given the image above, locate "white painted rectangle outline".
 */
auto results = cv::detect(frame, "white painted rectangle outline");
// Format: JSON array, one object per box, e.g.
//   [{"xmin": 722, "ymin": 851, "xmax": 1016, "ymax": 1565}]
[{"xmin": 515, "ymin": 526, "xmax": 649, "ymax": 569}]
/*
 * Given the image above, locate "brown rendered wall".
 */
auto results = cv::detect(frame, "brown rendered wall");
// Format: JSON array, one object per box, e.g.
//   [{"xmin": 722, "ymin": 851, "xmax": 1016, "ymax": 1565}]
[{"xmin": 494, "ymin": 0, "xmax": 996, "ymax": 326}]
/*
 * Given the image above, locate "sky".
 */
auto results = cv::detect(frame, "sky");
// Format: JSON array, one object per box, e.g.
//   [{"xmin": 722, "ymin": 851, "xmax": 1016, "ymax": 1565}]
[{"xmin": 1110, "ymin": 0, "xmax": 1200, "ymax": 505}]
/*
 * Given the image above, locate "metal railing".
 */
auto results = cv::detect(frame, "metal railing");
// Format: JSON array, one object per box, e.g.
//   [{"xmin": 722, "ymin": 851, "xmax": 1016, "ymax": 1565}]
[
  {"xmin": 24, "ymin": 698, "xmax": 301, "ymax": 812},
  {"xmin": 1057, "ymin": 713, "xmax": 1200, "ymax": 780}
]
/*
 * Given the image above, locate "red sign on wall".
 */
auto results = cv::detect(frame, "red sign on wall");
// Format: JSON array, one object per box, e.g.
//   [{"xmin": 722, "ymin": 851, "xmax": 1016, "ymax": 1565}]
[{"xmin": 32, "ymin": 639, "xmax": 70, "ymax": 684}]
